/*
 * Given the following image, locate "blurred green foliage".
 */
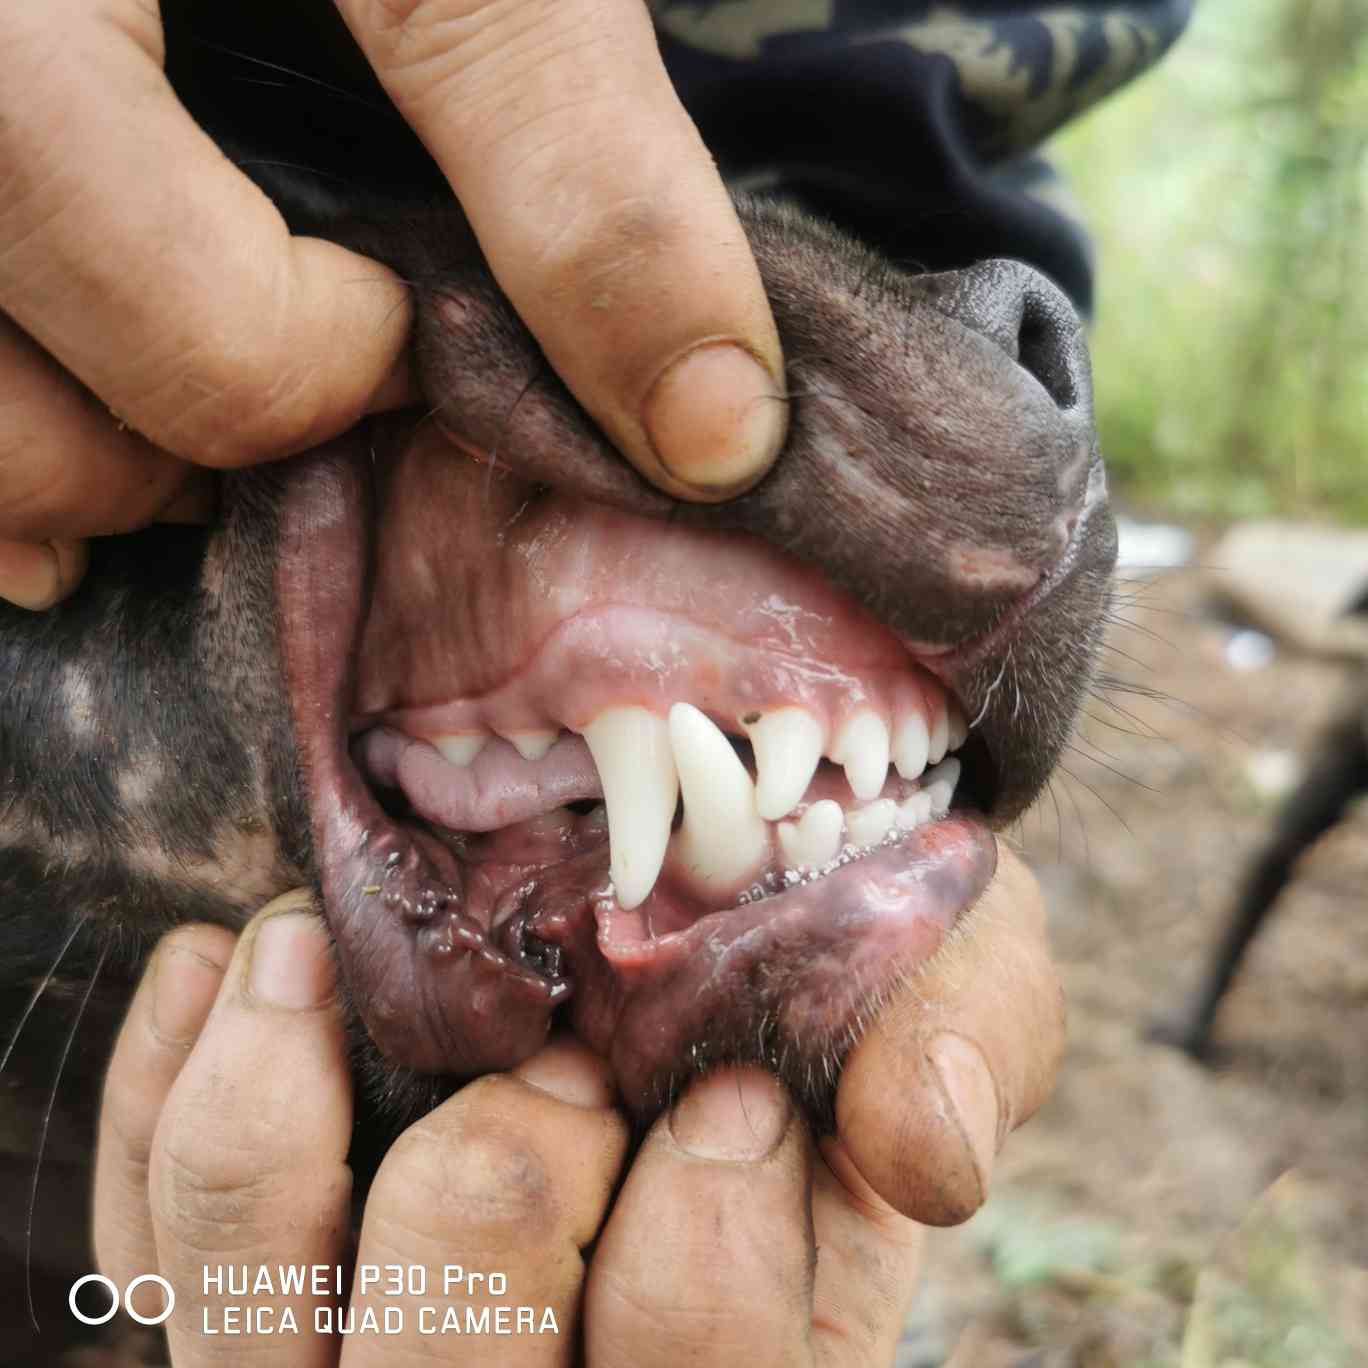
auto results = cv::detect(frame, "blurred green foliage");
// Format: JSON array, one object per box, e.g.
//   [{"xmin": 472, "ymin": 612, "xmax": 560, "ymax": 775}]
[{"xmin": 1053, "ymin": 0, "xmax": 1368, "ymax": 523}]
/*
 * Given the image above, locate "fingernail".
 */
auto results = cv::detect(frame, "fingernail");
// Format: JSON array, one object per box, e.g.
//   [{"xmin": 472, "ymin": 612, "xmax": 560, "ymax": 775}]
[
  {"xmin": 150, "ymin": 944, "xmax": 229, "ymax": 1045},
  {"xmin": 670, "ymin": 1068, "xmax": 790, "ymax": 1160},
  {"xmin": 0, "ymin": 539, "xmax": 67, "ymax": 611},
  {"xmin": 643, "ymin": 343, "xmax": 785, "ymax": 495},
  {"xmin": 246, "ymin": 901, "xmax": 335, "ymax": 1010},
  {"xmin": 929, "ymin": 1033, "xmax": 1000, "ymax": 1196}
]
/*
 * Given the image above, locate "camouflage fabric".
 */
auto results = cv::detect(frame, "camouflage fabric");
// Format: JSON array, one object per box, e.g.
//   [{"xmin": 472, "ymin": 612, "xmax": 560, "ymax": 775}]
[{"xmin": 648, "ymin": 2, "xmax": 1194, "ymax": 312}]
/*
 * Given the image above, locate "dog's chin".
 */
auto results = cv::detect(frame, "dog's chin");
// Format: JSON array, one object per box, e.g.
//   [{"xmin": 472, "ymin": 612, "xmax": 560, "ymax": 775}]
[{"xmin": 266, "ymin": 412, "xmax": 1104, "ymax": 1124}]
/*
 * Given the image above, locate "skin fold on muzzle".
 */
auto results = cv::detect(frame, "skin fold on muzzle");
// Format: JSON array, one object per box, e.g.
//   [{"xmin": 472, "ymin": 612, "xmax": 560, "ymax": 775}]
[{"xmin": 0, "ymin": 193, "xmax": 1114, "ymax": 1136}]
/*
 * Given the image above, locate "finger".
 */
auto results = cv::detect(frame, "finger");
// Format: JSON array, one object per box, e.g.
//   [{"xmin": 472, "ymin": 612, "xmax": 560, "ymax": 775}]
[
  {"xmin": 807, "ymin": 1138, "xmax": 927, "ymax": 1366},
  {"xmin": 337, "ymin": 0, "xmax": 786, "ymax": 501},
  {"xmin": 93, "ymin": 925, "xmax": 235, "ymax": 1318},
  {"xmin": 0, "ymin": 313, "xmax": 196, "ymax": 543},
  {"xmin": 0, "ymin": 4, "xmax": 414, "ymax": 470},
  {"xmin": 0, "ymin": 536, "xmax": 86, "ymax": 609},
  {"xmin": 149, "ymin": 892, "xmax": 353, "ymax": 1368},
  {"xmin": 342, "ymin": 1036, "xmax": 628, "ymax": 1367},
  {"xmin": 836, "ymin": 842, "xmax": 1064, "ymax": 1226},
  {"xmin": 585, "ymin": 1069, "xmax": 816, "ymax": 1367}
]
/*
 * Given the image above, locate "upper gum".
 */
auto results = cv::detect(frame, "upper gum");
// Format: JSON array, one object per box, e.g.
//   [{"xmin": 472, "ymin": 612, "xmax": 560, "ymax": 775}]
[{"xmin": 374, "ymin": 606, "xmax": 944, "ymax": 747}]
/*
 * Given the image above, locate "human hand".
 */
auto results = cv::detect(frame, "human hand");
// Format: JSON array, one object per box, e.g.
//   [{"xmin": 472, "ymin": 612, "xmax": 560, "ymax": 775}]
[
  {"xmin": 92, "ymin": 847, "xmax": 1060, "ymax": 1364},
  {"xmin": 0, "ymin": 0, "xmax": 784, "ymax": 608}
]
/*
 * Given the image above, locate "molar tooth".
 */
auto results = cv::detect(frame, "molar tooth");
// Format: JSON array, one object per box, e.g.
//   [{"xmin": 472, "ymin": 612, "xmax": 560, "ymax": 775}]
[
  {"xmin": 946, "ymin": 700, "xmax": 969, "ymax": 753},
  {"xmin": 832, "ymin": 711, "xmax": 890, "ymax": 801},
  {"xmin": 896, "ymin": 792, "xmax": 933, "ymax": 829},
  {"xmin": 923, "ymin": 757, "xmax": 962, "ymax": 817},
  {"xmin": 504, "ymin": 729, "xmax": 560, "ymax": 762},
  {"xmin": 893, "ymin": 714, "xmax": 930, "ymax": 781},
  {"xmin": 669, "ymin": 704, "xmax": 770, "ymax": 893},
  {"xmin": 846, "ymin": 799, "xmax": 897, "ymax": 848},
  {"xmin": 743, "ymin": 707, "xmax": 824, "ymax": 819},
  {"xmin": 432, "ymin": 733, "xmax": 488, "ymax": 767},
  {"xmin": 927, "ymin": 701, "xmax": 950, "ymax": 765},
  {"xmin": 579, "ymin": 708, "xmax": 678, "ymax": 910},
  {"xmin": 777, "ymin": 799, "xmax": 844, "ymax": 870}
]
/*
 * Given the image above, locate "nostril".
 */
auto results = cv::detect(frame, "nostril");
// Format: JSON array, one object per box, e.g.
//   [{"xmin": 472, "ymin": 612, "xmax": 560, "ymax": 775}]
[{"xmin": 1016, "ymin": 290, "xmax": 1080, "ymax": 413}]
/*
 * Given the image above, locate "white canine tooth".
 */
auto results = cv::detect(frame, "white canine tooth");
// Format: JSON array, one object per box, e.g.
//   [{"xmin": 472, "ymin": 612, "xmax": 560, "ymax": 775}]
[
  {"xmin": 743, "ymin": 707, "xmax": 824, "ymax": 820},
  {"xmin": 923, "ymin": 757, "xmax": 962, "ymax": 817},
  {"xmin": 893, "ymin": 714, "xmax": 930, "ymax": 781},
  {"xmin": 832, "ymin": 711, "xmax": 891, "ymax": 801},
  {"xmin": 580, "ymin": 708, "xmax": 678, "ymax": 910},
  {"xmin": 946, "ymin": 700, "xmax": 969, "ymax": 753},
  {"xmin": 432, "ymin": 733, "xmax": 487, "ymax": 767},
  {"xmin": 927, "ymin": 703, "xmax": 950, "ymax": 765},
  {"xmin": 777, "ymin": 799, "xmax": 844, "ymax": 869},
  {"xmin": 669, "ymin": 704, "xmax": 770, "ymax": 892},
  {"xmin": 505, "ymin": 729, "xmax": 559, "ymax": 762},
  {"xmin": 896, "ymin": 792, "xmax": 933, "ymax": 829},
  {"xmin": 846, "ymin": 799, "xmax": 897, "ymax": 848}
]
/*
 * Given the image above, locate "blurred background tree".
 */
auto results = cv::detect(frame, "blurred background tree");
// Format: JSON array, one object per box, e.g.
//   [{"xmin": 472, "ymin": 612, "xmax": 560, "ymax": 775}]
[{"xmin": 1054, "ymin": 0, "xmax": 1368, "ymax": 522}]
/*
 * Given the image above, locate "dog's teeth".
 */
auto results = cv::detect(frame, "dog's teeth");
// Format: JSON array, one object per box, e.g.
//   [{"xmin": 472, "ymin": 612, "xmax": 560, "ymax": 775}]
[
  {"xmin": 923, "ymin": 757, "xmax": 962, "ymax": 817},
  {"xmin": 743, "ymin": 707, "xmax": 823, "ymax": 820},
  {"xmin": 832, "ymin": 711, "xmax": 890, "ymax": 801},
  {"xmin": 504, "ymin": 729, "xmax": 559, "ymax": 762},
  {"xmin": 846, "ymin": 799, "xmax": 897, "ymax": 847},
  {"xmin": 432, "ymin": 733, "xmax": 488, "ymax": 766},
  {"xmin": 669, "ymin": 704, "xmax": 770, "ymax": 892},
  {"xmin": 896, "ymin": 792, "xmax": 933, "ymax": 829},
  {"xmin": 579, "ymin": 708, "xmax": 678, "ymax": 910},
  {"xmin": 946, "ymin": 700, "xmax": 969, "ymax": 753},
  {"xmin": 893, "ymin": 714, "xmax": 930, "ymax": 781},
  {"xmin": 927, "ymin": 701, "xmax": 950, "ymax": 765},
  {"xmin": 777, "ymin": 799, "xmax": 844, "ymax": 869}
]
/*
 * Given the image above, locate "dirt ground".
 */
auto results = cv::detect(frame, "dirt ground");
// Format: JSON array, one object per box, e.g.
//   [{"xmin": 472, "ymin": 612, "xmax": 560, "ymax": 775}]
[{"xmin": 904, "ymin": 550, "xmax": 1368, "ymax": 1366}]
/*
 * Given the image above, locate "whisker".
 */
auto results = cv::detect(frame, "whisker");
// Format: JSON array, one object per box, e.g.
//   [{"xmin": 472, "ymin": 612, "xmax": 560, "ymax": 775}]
[
  {"xmin": 26, "ymin": 938, "xmax": 110, "ymax": 1331},
  {"xmin": 192, "ymin": 39, "xmax": 397, "ymax": 119},
  {"xmin": 0, "ymin": 919, "xmax": 83, "ymax": 1083}
]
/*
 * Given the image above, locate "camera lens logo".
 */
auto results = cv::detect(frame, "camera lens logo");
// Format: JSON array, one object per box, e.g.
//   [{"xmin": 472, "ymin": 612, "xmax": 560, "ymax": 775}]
[{"xmin": 69, "ymin": 1274, "xmax": 175, "ymax": 1327}]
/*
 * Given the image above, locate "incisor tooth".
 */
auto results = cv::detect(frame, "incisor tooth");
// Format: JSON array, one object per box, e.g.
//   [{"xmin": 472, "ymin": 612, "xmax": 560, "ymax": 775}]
[
  {"xmin": 669, "ymin": 704, "xmax": 770, "ymax": 893},
  {"xmin": 893, "ymin": 714, "xmax": 930, "ymax": 781},
  {"xmin": 505, "ymin": 729, "xmax": 559, "ymax": 762},
  {"xmin": 580, "ymin": 708, "xmax": 678, "ymax": 910},
  {"xmin": 927, "ymin": 703, "xmax": 950, "ymax": 765},
  {"xmin": 832, "ymin": 711, "xmax": 890, "ymax": 801},
  {"xmin": 896, "ymin": 792, "xmax": 933, "ymax": 829},
  {"xmin": 846, "ymin": 799, "xmax": 897, "ymax": 847},
  {"xmin": 432, "ymin": 733, "xmax": 487, "ymax": 767},
  {"xmin": 777, "ymin": 799, "xmax": 844, "ymax": 869},
  {"xmin": 743, "ymin": 707, "xmax": 823, "ymax": 820},
  {"xmin": 923, "ymin": 757, "xmax": 962, "ymax": 816}
]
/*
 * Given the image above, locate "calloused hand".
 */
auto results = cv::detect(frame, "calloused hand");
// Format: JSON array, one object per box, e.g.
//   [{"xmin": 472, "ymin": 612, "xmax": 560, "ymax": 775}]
[
  {"xmin": 0, "ymin": 0, "xmax": 784, "ymax": 608},
  {"xmin": 93, "ymin": 845, "xmax": 1060, "ymax": 1365}
]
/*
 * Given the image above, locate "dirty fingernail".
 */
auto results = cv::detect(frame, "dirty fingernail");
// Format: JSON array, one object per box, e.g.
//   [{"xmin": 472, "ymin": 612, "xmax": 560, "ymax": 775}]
[
  {"xmin": 929, "ymin": 1033, "xmax": 1000, "ymax": 1199},
  {"xmin": 671, "ymin": 1068, "xmax": 790, "ymax": 1159},
  {"xmin": 151, "ymin": 944, "xmax": 229, "ymax": 1045},
  {"xmin": 0, "ymin": 538, "xmax": 87, "ymax": 610},
  {"xmin": 643, "ymin": 343, "xmax": 785, "ymax": 496},
  {"xmin": 247, "ymin": 900, "xmax": 334, "ymax": 1010}
]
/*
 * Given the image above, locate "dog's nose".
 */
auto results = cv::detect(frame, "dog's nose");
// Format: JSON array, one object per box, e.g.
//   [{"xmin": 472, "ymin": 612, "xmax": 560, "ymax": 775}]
[
  {"xmin": 933, "ymin": 258, "xmax": 1091, "ymax": 419},
  {"xmin": 924, "ymin": 258, "xmax": 1097, "ymax": 561}
]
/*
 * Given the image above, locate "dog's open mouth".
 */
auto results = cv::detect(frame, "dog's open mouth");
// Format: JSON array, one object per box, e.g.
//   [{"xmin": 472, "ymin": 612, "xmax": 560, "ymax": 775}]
[
  {"xmin": 270, "ymin": 221, "xmax": 1114, "ymax": 1115},
  {"xmin": 274, "ymin": 425, "xmax": 1064, "ymax": 1114}
]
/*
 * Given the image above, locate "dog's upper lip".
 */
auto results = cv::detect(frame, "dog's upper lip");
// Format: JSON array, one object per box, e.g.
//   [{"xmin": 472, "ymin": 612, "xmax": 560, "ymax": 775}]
[{"xmin": 910, "ymin": 454, "xmax": 1108, "ymax": 679}]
